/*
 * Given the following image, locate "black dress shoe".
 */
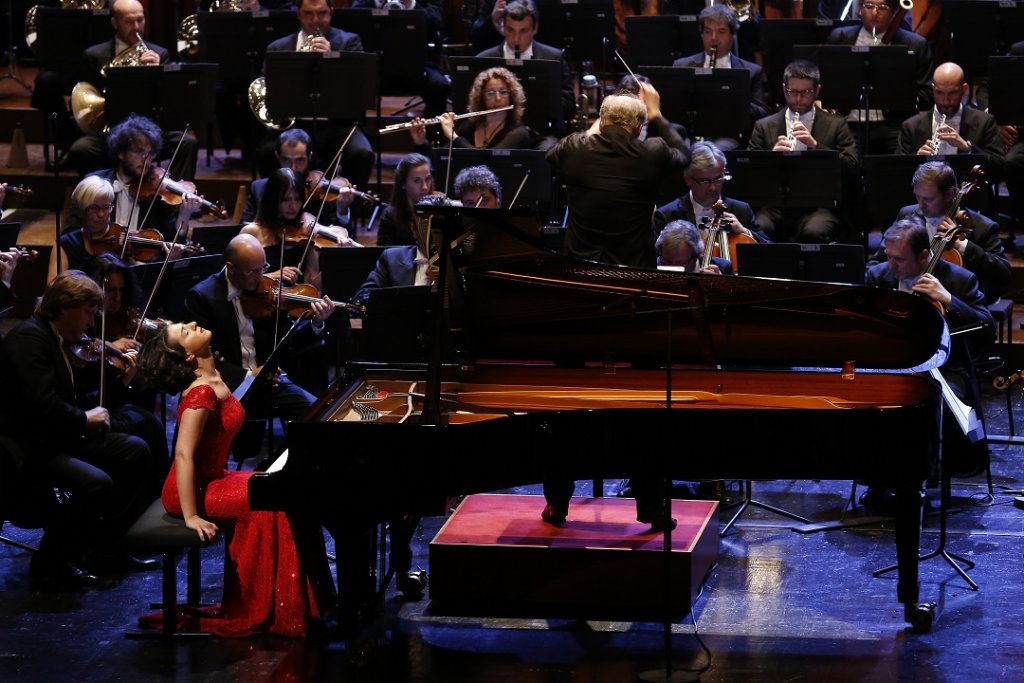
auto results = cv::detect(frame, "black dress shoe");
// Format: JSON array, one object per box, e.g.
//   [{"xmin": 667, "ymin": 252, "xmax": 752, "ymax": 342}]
[
  {"xmin": 86, "ymin": 551, "xmax": 160, "ymax": 575},
  {"xmin": 30, "ymin": 557, "xmax": 99, "ymax": 592},
  {"xmin": 541, "ymin": 504, "xmax": 568, "ymax": 525}
]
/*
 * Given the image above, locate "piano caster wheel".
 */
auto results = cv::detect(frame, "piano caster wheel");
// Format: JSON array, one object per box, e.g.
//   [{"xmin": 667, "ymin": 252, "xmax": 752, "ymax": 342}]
[
  {"xmin": 906, "ymin": 602, "xmax": 936, "ymax": 633},
  {"xmin": 396, "ymin": 569, "xmax": 427, "ymax": 600}
]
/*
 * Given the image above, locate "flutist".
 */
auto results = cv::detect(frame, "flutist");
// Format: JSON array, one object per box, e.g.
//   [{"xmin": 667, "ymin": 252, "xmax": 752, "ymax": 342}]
[{"xmin": 408, "ymin": 68, "xmax": 530, "ymax": 151}]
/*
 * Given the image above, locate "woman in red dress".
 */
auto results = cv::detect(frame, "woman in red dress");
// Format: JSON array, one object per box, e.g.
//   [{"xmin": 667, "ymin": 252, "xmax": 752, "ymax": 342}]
[{"xmin": 136, "ymin": 322, "xmax": 335, "ymax": 637}]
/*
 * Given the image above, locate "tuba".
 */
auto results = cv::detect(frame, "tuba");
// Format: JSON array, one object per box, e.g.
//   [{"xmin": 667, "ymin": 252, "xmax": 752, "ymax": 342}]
[
  {"xmin": 71, "ymin": 32, "xmax": 154, "ymax": 135},
  {"xmin": 248, "ymin": 31, "xmax": 319, "ymax": 130},
  {"xmin": 25, "ymin": 0, "xmax": 106, "ymax": 54}
]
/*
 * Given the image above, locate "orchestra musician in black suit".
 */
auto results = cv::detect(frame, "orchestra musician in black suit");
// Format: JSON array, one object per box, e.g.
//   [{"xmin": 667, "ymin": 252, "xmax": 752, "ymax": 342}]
[
  {"xmin": 52, "ymin": 0, "xmax": 199, "ymax": 181},
  {"xmin": 882, "ymin": 162, "xmax": 1010, "ymax": 304},
  {"xmin": 350, "ymin": 0, "xmax": 449, "ymax": 117},
  {"xmin": 262, "ymin": 0, "xmax": 375, "ymax": 191},
  {"xmin": 748, "ymin": 59, "xmax": 860, "ymax": 243},
  {"xmin": 183, "ymin": 234, "xmax": 336, "ymax": 423},
  {"xmin": 0, "ymin": 248, "xmax": 18, "ymax": 313},
  {"xmin": 897, "ymin": 63, "xmax": 1004, "ymax": 173},
  {"xmin": 671, "ymin": 4, "xmax": 771, "ymax": 150},
  {"xmin": 476, "ymin": 0, "xmax": 575, "ymax": 132},
  {"xmin": 656, "ymin": 220, "xmax": 733, "ymax": 275},
  {"xmin": 824, "ymin": 0, "xmax": 932, "ymax": 155},
  {"xmin": 547, "ymin": 85, "xmax": 689, "ymax": 270},
  {"xmin": 0, "ymin": 271, "xmax": 158, "ymax": 589},
  {"xmin": 862, "ymin": 220, "xmax": 993, "ymax": 503},
  {"xmin": 653, "ymin": 141, "xmax": 768, "ymax": 244}
]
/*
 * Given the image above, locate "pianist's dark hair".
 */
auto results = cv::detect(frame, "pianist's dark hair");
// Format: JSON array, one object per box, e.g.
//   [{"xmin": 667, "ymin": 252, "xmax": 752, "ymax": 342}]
[{"xmin": 137, "ymin": 326, "xmax": 197, "ymax": 395}]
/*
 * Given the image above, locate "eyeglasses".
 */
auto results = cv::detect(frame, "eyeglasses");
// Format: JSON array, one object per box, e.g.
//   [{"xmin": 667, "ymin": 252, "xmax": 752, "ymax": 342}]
[
  {"xmin": 125, "ymin": 147, "xmax": 152, "ymax": 158},
  {"xmin": 784, "ymin": 87, "xmax": 816, "ymax": 97},
  {"xmin": 86, "ymin": 203, "xmax": 114, "ymax": 213},
  {"xmin": 860, "ymin": 2, "xmax": 891, "ymax": 12},
  {"xmin": 484, "ymin": 89, "xmax": 510, "ymax": 99},
  {"xmin": 690, "ymin": 174, "xmax": 732, "ymax": 186},
  {"xmin": 238, "ymin": 262, "xmax": 271, "ymax": 276}
]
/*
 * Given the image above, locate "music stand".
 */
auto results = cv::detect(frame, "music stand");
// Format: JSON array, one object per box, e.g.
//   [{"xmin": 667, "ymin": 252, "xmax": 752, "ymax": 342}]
[
  {"xmin": 945, "ymin": 1, "xmax": 1024, "ymax": 79},
  {"xmin": 363, "ymin": 285, "xmax": 433, "ymax": 362},
  {"xmin": 726, "ymin": 150, "xmax": 842, "ymax": 209},
  {"xmin": 987, "ymin": 57, "xmax": 1024, "ymax": 126},
  {"xmin": 861, "ymin": 154, "xmax": 992, "ymax": 228},
  {"xmin": 130, "ymin": 254, "xmax": 224, "ymax": 322},
  {"xmin": 190, "ymin": 224, "xmax": 243, "ymax": 258},
  {"xmin": 733, "ymin": 243, "xmax": 803, "ymax": 280},
  {"xmin": 331, "ymin": 8, "xmax": 428, "ymax": 95},
  {"xmin": 624, "ymin": 15, "xmax": 701, "ymax": 68},
  {"xmin": 736, "ymin": 242, "xmax": 865, "ymax": 285},
  {"xmin": 448, "ymin": 56, "xmax": 563, "ymax": 133},
  {"xmin": 197, "ymin": 11, "xmax": 297, "ymax": 91},
  {"xmin": 318, "ymin": 246, "xmax": 387, "ymax": 302},
  {"xmin": 791, "ymin": 45, "xmax": 917, "ymax": 113},
  {"xmin": 757, "ymin": 19, "xmax": 858, "ymax": 106},
  {"xmin": 429, "ymin": 148, "xmax": 559, "ymax": 220},
  {"xmin": 0, "ymin": 222, "xmax": 20, "ymax": 250},
  {"xmin": 33, "ymin": 8, "xmax": 112, "ymax": 74},
  {"xmin": 535, "ymin": 0, "xmax": 615, "ymax": 66},
  {"xmin": 642, "ymin": 66, "xmax": 751, "ymax": 142},
  {"xmin": 105, "ymin": 64, "xmax": 218, "ymax": 133}
]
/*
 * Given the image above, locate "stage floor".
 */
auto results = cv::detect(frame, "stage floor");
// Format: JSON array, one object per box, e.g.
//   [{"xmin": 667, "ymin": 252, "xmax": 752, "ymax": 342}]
[{"xmin": 3, "ymin": 386, "xmax": 1024, "ymax": 682}]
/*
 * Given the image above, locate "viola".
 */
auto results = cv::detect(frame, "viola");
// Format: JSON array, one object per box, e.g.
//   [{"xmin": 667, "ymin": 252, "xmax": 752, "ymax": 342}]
[
  {"xmin": 239, "ymin": 274, "xmax": 326, "ymax": 319},
  {"xmin": 304, "ymin": 170, "xmax": 380, "ymax": 206},
  {"xmin": 127, "ymin": 166, "xmax": 229, "ymax": 219},
  {"xmin": 65, "ymin": 335, "xmax": 130, "ymax": 376},
  {"xmin": 86, "ymin": 223, "xmax": 205, "ymax": 262}
]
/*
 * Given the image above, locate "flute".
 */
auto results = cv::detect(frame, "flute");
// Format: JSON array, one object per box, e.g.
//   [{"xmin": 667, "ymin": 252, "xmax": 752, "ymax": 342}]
[{"xmin": 379, "ymin": 105, "xmax": 514, "ymax": 134}]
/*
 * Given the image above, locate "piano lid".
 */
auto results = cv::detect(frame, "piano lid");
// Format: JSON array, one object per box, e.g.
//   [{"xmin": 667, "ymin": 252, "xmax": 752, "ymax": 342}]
[{"xmin": 416, "ymin": 205, "xmax": 948, "ymax": 372}]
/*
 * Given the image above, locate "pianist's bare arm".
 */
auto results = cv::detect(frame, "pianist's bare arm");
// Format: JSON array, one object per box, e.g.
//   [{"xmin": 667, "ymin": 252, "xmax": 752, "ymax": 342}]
[{"xmin": 175, "ymin": 403, "xmax": 219, "ymax": 542}]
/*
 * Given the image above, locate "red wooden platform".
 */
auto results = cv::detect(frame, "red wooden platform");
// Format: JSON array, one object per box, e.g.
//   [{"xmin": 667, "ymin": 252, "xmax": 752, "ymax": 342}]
[{"xmin": 429, "ymin": 494, "xmax": 719, "ymax": 616}]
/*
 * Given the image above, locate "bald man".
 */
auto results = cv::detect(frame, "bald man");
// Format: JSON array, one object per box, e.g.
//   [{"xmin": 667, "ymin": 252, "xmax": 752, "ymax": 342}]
[
  {"xmin": 184, "ymin": 234, "xmax": 336, "ymax": 427},
  {"xmin": 896, "ymin": 62, "xmax": 1004, "ymax": 172}
]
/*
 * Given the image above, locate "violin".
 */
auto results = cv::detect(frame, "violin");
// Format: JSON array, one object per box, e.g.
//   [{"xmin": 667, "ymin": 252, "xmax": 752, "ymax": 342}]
[
  {"xmin": 239, "ymin": 274, "xmax": 326, "ymax": 319},
  {"xmin": 280, "ymin": 214, "xmax": 357, "ymax": 249},
  {"xmin": 105, "ymin": 306, "xmax": 167, "ymax": 342},
  {"xmin": 65, "ymin": 336, "xmax": 130, "ymax": 376},
  {"xmin": 304, "ymin": 171, "xmax": 380, "ymax": 206},
  {"xmin": 0, "ymin": 183, "xmax": 33, "ymax": 199},
  {"xmin": 2, "ymin": 246, "xmax": 38, "ymax": 263},
  {"xmin": 128, "ymin": 166, "xmax": 229, "ymax": 219},
  {"xmin": 86, "ymin": 222, "xmax": 205, "ymax": 262}
]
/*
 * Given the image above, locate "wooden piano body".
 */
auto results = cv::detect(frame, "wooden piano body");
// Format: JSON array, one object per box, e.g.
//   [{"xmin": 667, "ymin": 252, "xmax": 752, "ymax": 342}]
[{"xmin": 250, "ymin": 206, "xmax": 948, "ymax": 631}]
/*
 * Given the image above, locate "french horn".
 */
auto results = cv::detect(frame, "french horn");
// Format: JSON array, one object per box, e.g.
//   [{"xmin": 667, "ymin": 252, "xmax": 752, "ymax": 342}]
[
  {"xmin": 25, "ymin": 0, "xmax": 106, "ymax": 54},
  {"xmin": 248, "ymin": 30, "xmax": 319, "ymax": 130},
  {"xmin": 71, "ymin": 32, "xmax": 154, "ymax": 135}
]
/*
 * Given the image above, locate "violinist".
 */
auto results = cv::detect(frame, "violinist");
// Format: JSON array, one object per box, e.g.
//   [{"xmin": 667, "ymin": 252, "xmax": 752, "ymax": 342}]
[
  {"xmin": 0, "ymin": 247, "xmax": 18, "ymax": 313},
  {"xmin": 409, "ymin": 67, "xmax": 532, "ymax": 152},
  {"xmin": 88, "ymin": 114, "xmax": 202, "ymax": 240},
  {"xmin": 241, "ymin": 129, "xmax": 355, "ymax": 228},
  {"xmin": 0, "ymin": 271, "xmax": 159, "ymax": 589},
  {"xmin": 453, "ymin": 165, "xmax": 503, "ymax": 209},
  {"xmin": 184, "ymin": 234, "xmax": 336, "ymax": 426},
  {"xmin": 861, "ymin": 220, "xmax": 993, "ymax": 507},
  {"xmin": 889, "ymin": 162, "xmax": 1009, "ymax": 303},
  {"xmin": 240, "ymin": 168, "xmax": 354, "ymax": 293},
  {"xmin": 376, "ymin": 153, "xmax": 436, "ymax": 247},
  {"xmin": 61, "ymin": 176, "xmax": 199, "ymax": 271},
  {"xmin": 824, "ymin": 0, "xmax": 931, "ymax": 155}
]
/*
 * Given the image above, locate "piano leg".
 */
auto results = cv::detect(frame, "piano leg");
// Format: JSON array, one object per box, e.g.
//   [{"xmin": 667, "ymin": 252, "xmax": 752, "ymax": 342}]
[
  {"xmin": 325, "ymin": 519, "xmax": 380, "ymax": 638},
  {"xmin": 893, "ymin": 482, "xmax": 936, "ymax": 633}
]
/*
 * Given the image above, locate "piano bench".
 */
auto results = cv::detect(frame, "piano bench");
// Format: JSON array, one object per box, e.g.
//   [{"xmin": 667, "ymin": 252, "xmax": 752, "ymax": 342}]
[{"xmin": 124, "ymin": 498, "xmax": 220, "ymax": 640}]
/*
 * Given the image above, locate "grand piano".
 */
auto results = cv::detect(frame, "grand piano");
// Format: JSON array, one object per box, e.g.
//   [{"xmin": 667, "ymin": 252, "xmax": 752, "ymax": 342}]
[{"xmin": 250, "ymin": 206, "xmax": 948, "ymax": 633}]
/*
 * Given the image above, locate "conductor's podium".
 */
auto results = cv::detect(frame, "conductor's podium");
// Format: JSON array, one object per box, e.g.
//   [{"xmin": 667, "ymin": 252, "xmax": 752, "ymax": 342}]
[{"xmin": 428, "ymin": 494, "xmax": 720, "ymax": 616}]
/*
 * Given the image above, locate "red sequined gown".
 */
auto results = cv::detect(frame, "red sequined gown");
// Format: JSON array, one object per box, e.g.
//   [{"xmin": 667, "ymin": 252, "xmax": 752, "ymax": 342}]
[{"xmin": 147, "ymin": 384, "xmax": 335, "ymax": 637}]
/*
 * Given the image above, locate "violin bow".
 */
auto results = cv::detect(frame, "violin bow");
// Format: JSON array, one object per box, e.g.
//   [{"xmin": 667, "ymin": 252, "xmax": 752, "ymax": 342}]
[
  {"xmin": 509, "ymin": 170, "xmax": 531, "ymax": 208},
  {"xmin": 297, "ymin": 126, "xmax": 358, "ymax": 271},
  {"xmin": 99, "ymin": 276, "xmax": 108, "ymax": 410},
  {"xmin": 137, "ymin": 124, "xmax": 191, "ymax": 234},
  {"xmin": 615, "ymin": 50, "xmax": 642, "ymax": 89},
  {"xmin": 123, "ymin": 153, "xmax": 153, "ymax": 260},
  {"xmin": 131, "ymin": 204, "xmax": 190, "ymax": 342}
]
